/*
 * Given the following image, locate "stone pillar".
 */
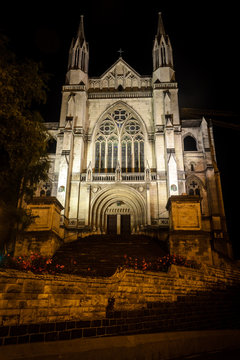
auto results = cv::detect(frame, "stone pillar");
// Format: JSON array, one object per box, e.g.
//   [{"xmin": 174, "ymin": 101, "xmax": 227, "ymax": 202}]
[
  {"xmin": 146, "ymin": 184, "xmax": 151, "ymax": 225},
  {"xmin": 14, "ymin": 197, "xmax": 64, "ymax": 257},
  {"xmin": 166, "ymin": 195, "xmax": 213, "ymax": 265},
  {"xmin": 117, "ymin": 214, "xmax": 121, "ymax": 235}
]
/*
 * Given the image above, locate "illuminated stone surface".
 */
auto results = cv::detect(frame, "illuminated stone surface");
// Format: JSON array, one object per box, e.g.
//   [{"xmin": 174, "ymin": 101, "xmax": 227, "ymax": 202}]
[
  {"xmin": 0, "ymin": 264, "xmax": 239, "ymax": 332},
  {"xmin": 167, "ymin": 195, "xmax": 202, "ymax": 231},
  {"xmin": 34, "ymin": 14, "xmax": 231, "ymax": 261},
  {"xmin": 14, "ymin": 197, "xmax": 64, "ymax": 257}
]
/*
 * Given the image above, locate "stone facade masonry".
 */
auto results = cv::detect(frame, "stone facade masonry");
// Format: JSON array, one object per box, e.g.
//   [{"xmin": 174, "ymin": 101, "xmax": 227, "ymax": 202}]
[{"xmin": 37, "ymin": 14, "xmax": 229, "ymax": 249}]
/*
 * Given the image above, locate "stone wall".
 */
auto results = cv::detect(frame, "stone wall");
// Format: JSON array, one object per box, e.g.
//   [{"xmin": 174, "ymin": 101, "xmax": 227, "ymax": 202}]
[
  {"xmin": 168, "ymin": 231, "xmax": 213, "ymax": 265},
  {"xmin": 0, "ymin": 264, "xmax": 240, "ymax": 345}
]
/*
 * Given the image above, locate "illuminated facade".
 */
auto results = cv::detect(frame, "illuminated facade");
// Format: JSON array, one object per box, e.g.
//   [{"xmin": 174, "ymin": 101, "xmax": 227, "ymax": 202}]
[{"xmin": 41, "ymin": 14, "xmax": 226, "ymax": 240}]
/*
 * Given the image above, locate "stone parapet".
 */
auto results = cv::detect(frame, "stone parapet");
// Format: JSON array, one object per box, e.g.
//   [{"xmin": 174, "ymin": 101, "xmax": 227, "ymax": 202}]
[
  {"xmin": 14, "ymin": 197, "xmax": 64, "ymax": 257},
  {"xmin": 166, "ymin": 195, "xmax": 202, "ymax": 231},
  {"xmin": 25, "ymin": 197, "xmax": 63, "ymax": 235}
]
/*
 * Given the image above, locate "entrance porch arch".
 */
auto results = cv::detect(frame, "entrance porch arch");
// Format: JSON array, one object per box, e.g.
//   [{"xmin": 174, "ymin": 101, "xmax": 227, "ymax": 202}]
[{"xmin": 90, "ymin": 185, "xmax": 146, "ymax": 234}]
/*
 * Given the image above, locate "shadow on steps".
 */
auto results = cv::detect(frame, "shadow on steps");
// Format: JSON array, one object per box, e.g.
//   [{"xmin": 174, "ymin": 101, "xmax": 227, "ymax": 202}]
[{"xmin": 53, "ymin": 235, "xmax": 167, "ymax": 277}]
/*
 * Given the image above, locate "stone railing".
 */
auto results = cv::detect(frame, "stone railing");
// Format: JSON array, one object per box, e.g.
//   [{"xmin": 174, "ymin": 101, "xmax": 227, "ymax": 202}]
[
  {"xmin": 88, "ymin": 91, "xmax": 152, "ymax": 99},
  {"xmin": 81, "ymin": 172, "xmax": 157, "ymax": 182}
]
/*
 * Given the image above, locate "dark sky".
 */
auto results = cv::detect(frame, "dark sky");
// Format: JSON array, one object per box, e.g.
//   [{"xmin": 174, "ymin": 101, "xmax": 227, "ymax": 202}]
[
  {"xmin": 1, "ymin": 1, "xmax": 240, "ymax": 257},
  {"xmin": 2, "ymin": 1, "xmax": 239, "ymax": 120}
]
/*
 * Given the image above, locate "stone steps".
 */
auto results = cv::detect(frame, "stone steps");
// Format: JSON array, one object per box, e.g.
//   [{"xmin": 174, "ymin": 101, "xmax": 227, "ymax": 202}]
[{"xmin": 53, "ymin": 235, "xmax": 167, "ymax": 277}]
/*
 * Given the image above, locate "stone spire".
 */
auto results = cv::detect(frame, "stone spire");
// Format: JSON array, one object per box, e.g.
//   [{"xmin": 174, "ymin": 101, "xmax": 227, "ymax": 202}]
[
  {"xmin": 156, "ymin": 12, "xmax": 166, "ymax": 41},
  {"xmin": 66, "ymin": 15, "xmax": 89, "ymax": 85},
  {"xmin": 67, "ymin": 15, "xmax": 89, "ymax": 72},
  {"xmin": 77, "ymin": 15, "xmax": 86, "ymax": 47},
  {"xmin": 152, "ymin": 12, "xmax": 174, "ymax": 81}
]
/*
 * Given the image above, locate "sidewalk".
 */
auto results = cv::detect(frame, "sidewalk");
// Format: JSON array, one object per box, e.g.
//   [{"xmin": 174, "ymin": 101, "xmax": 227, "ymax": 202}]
[{"xmin": 0, "ymin": 329, "xmax": 240, "ymax": 360}]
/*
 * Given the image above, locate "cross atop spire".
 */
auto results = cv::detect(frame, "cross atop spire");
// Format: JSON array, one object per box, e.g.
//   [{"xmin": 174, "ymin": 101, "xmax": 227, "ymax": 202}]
[{"xmin": 117, "ymin": 48, "xmax": 124, "ymax": 58}]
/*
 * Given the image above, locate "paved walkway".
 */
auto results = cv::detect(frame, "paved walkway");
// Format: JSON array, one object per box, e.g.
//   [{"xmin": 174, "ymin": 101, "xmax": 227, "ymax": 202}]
[
  {"xmin": 172, "ymin": 348, "xmax": 240, "ymax": 359},
  {"xmin": 0, "ymin": 329, "xmax": 240, "ymax": 360}
]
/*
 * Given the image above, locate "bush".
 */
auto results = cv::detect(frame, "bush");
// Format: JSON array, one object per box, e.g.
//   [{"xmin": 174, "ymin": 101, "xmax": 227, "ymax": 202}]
[
  {"xmin": 0, "ymin": 252, "xmax": 64, "ymax": 275},
  {"xmin": 122, "ymin": 254, "xmax": 201, "ymax": 272},
  {"xmin": 0, "ymin": 252, "xmax": 201, "ymax": 276}
]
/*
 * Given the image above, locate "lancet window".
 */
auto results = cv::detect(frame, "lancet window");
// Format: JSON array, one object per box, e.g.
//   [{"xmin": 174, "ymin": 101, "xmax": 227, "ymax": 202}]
[
  {"xmin": 161, "ymin": 43, "xmax": 167, "ymax": 66},
  {"xmin": 74, "ymin": 47, "xmax": 80, "ymax": 68},
  {"xmin": 94, "ymin": 107, "xmax": 144, "ymax": 173}
]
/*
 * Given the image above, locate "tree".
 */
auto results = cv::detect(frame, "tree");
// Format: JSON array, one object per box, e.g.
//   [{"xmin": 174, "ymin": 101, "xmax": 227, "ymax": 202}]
[{"xmin": 0, "ymin": 34, "xmax": 50, "ymax": 252}]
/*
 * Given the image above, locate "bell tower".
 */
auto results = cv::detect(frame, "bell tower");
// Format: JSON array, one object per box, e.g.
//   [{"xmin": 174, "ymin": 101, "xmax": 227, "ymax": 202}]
[
  {"xmin": 57, "ymin": 15, "xmax": 89, "ymax": 221},
  {"xmin": 152, "ymin": 12, "xmax": 185, "ymax": 214}
]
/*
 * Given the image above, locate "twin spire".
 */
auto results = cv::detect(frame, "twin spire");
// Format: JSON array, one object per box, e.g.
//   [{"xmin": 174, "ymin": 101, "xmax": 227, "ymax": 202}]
[
  {"xmin": 77, "ymin": 15, "xmax": 86, "ymax": 47},
  {"xmin": 153, "ymin": 12, "xmax": 173, "ymax": 72},
  {"xmin": 68, "ymin": 15, "xmax": 89, "ymax": 72},
  {"xmin": 67, "ymin": 13, "xmax": 173, "ymax": 75}
]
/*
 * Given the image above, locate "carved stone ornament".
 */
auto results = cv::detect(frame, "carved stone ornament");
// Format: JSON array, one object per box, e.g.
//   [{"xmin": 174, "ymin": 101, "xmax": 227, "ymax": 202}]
[{"xmin": 92, "ymin": 186, "xmax": 100, "ymax": 193}]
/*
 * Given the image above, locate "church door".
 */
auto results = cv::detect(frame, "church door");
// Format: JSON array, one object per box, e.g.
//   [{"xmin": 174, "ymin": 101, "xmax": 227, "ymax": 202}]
[
  {"xmin": 121, "ymin": 215, "xmax": 131, "ymax": 234},
  {"xmin": 107, "ymin": 215, "xmax": 117, "ymax": 234}
]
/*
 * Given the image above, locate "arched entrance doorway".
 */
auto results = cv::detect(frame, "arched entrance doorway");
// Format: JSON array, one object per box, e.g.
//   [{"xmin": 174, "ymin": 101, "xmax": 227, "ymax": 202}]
[
  {"xmin": 90, "ymin": 185, "xmax": 146, "ymax": 234},
  {"xmin": 106, "ymin": 201, "xmax": 131, "ymax": 234}
]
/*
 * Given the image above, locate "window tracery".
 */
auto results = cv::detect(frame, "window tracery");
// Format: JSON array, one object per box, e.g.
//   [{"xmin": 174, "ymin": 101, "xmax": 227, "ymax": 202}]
[
  {"xmin": 94, "ymin": 107, "xmax": 144, "ymax": 173},
  {"xmin": 186, "ymin": 178, "xmax": 201, "ymax": 196}
]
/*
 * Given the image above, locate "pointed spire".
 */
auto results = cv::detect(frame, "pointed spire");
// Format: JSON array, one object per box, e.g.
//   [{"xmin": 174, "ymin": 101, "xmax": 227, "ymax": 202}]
[
  {"xmin": 152, "ymin": 12, "xmax": 174, "ymax": 79},
  {"xmin": 77, "ymin": 15, "xmax": 85, "ymax": 46},
  {"xmin": 157, "ymin": 12, "xmax": 165, "ymax": 41},
  {"xmin": 66, "ymin": 14, "xmax": 89, "ymax": 78}
]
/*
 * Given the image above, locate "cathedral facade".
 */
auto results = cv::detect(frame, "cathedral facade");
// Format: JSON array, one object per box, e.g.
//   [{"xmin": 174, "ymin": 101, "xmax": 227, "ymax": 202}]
[{"xmin": 41, "ymin": 14, "xmax": 227, "ymax": 242}]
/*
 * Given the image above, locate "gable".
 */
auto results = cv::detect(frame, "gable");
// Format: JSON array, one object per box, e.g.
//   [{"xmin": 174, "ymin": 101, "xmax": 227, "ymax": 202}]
[
  {"xmin": 101, "ymin": 58, "xmax": 141, "ymax": 80},
  {"xmin": 89, "ymin": 58, "xmax": 151, "ymax": 90}
]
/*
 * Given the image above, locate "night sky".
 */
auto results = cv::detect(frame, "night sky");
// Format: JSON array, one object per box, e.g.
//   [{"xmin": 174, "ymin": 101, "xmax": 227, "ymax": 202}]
[{"xmin": 1, "ymin": 1, "xmax": 240, "ymax": 257}]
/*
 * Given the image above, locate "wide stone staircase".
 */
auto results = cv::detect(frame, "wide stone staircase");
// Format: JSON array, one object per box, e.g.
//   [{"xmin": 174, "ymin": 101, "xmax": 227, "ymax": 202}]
[{"xmin": 52, "ymin": 235, "xmax": 167, "ymax": 277}]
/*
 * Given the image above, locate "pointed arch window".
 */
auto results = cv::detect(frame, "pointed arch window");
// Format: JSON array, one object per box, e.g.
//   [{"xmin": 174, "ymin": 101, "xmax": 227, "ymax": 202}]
[
  {"xmin": 95, "ymin": 136, "xmax": 106, "ymax": 171},
  {"xmin": 94, "ymin": 107, "xmax": 145, "ymax": 173},
  {"xmin": 161, "ymin": 43, "xmax": 167, "ymax": 66},
  {"xmin": 121, "ymin": 140, "xmax": 127, "ymax": 171},
  {"xmin": 74, "ymin": 47, "xmax": 80, "ymax": 68},
  {"xmin": 46, "ymin": 138, "xmax": 57, "ymax": 154},
  {"xmin": 155, "ymin": 49, "xmax": 159, "ymax": 70},
  {"xmin": 184, "ymin": 135, "xmax": 198, "ymax": 151},
  {"xmin": 81, "ymin": 50, "xmax": 85, "ymax": 71}
]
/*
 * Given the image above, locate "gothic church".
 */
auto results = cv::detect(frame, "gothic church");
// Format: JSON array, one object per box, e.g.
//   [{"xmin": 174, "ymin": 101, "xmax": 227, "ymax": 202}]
[{"xmin": 41, "ymin": 13, "xmax": 227, "ymax": 246}]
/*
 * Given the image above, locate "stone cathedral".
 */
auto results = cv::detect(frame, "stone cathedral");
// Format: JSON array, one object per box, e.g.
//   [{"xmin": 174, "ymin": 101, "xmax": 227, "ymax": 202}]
[{"xmin": 35, "ymin": 13, "xmax": 231, "ymax": 261}]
